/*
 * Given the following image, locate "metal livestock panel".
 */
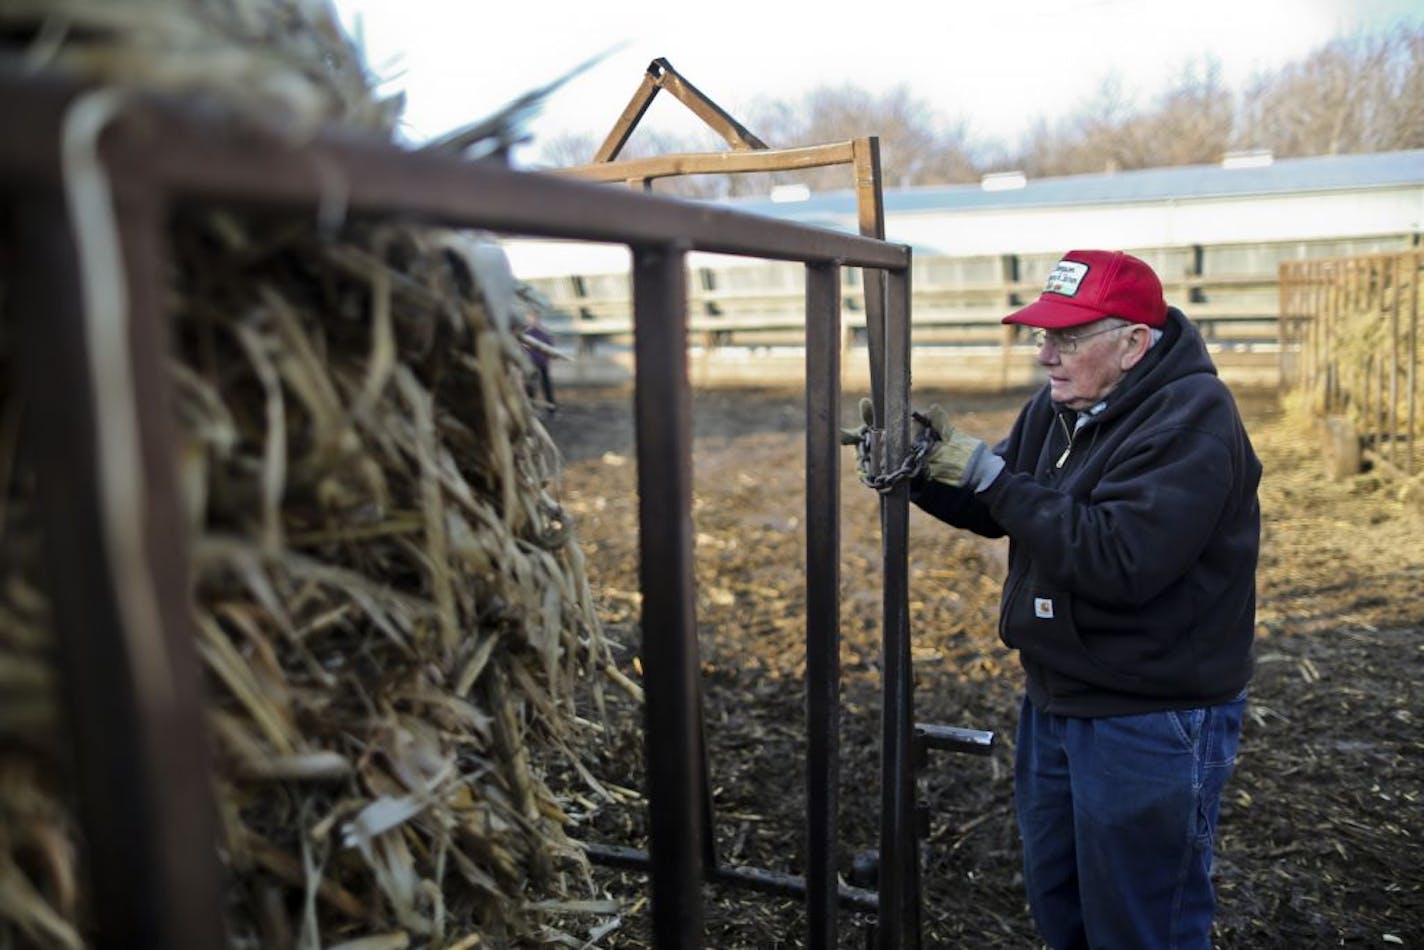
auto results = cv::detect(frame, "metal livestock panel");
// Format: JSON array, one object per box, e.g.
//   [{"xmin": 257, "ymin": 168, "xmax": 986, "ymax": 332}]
[{"xmin": 0, "ymin": 66, "xmax": 914, "ymax": 949}]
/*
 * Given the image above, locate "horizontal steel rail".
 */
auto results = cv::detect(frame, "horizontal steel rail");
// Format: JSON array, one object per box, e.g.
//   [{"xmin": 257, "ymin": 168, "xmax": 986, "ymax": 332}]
[
  {"xmin": 582, "ymin": 843, "xmax": 880, "ymax": 914},
  {"xmin": 0, "ymin": 66, "xmax": 911, "ymax": 949},
  {"xmin": 565, "ymin": 141, "xmax": 860, "ymax": 183},
  {"xmin": 2, "ymin": 71, "xmax": 906, "ymax": 271}
]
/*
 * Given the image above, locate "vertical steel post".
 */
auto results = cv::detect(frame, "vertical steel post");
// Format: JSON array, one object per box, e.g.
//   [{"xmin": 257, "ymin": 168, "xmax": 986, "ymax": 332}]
[
  {"xmin": 877, "ymin": 263, "xmax": 917, "ymax": 949},
  {"xmin": 1324, "ymin": 261, "xmax": 1335, "ymax": 404},
  {"xmin": 631, "ymin": 241, "xmax": 704, "ymax": 947},
  {"xmin": 1277, "ymin": 262, "xmax": 1291, "ymax": 390},
  {"xmin": 1310, "ymin": 264, "xmax": 1321, "ymax": 395},
  {"xmin": 1395, "ymin": 256, "xmax": 1406, "ymax": 472},
  {"xmin": 804, "ymin": 261, "xmax": 843, "ymax": 948},
  {"xmin": 1303, "ymin": 264, "xmax": 1317, "ymax": 403},
  {"xmin": 1370, "ymin": 261, "xmax": 1381, "ymax": 450},
  {"xmin": 1373, "ymin": 261, "xmax": 1382, "ymax": 453},
  {"xmin": 1325, "ymin": 265, "xmax": 1337, "ymax": 413},
  {"xmin": 1325, "ymin": 262, "xmax": 1335, "ymax": 413},
  {"xmin": 1409, "ymin": 253, "xmax": 1419, "ymax": 475},
  {"xmin": 1363, "ymin": 351, "xmax": 1374, "ymax": 453},
  {"xmin": 854, "ymin": 138, "xmax": 887, "ymax": 410},
  {"xmin": 8, "ymin": 183, "xmax": 224, "ymax": 948},
  {"xmin": 1354, "ymin": 262, "xmax": 1365, "ymax": 417}
]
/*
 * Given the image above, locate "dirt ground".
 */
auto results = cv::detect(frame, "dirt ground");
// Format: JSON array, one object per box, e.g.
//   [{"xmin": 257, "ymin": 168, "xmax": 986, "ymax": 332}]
[{"xmin": 541, "ymin": 384, "xmax": 1422, "ymax": 948}]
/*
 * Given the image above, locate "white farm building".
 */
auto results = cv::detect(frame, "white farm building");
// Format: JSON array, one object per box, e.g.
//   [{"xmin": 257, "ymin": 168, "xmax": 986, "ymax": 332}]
[{"xmin": 505, "ymin": 149, "xmax": 1424, "ymax": 390}]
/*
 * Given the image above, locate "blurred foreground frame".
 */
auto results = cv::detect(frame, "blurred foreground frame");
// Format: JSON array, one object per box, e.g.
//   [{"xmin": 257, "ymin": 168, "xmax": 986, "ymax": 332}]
[{"xmin": 0, "ymin": 63, "xmax": 911, "ymax": 948}]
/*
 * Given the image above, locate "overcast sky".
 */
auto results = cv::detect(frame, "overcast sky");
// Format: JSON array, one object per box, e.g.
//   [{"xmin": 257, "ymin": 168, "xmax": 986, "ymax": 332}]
[{"xmin": 332, "ymin": 0, "xmax": 1423, "ymax": 163}]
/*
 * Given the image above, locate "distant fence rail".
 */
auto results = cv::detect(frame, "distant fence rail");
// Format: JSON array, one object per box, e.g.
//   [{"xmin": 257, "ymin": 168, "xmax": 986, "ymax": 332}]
[
  {"xmin": 534, "ymin": 269, "xmax": 1286, "ymax": 390},
  {"xmin": 1280, "ymin": 250, "xmax": 1422, "ymax": 479},
  {"xmin": 545, "ymin": 272, "xmax": 1283, "ymax": 346}
]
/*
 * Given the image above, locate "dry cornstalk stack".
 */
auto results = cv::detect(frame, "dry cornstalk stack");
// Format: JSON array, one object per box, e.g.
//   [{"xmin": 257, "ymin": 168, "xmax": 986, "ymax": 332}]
[
  {"xmin": 0, "ymin": 1, "xmax": 627, "ymax": 945},
  {"xmin": 1285, "ymin": 253, "xmax": 1424, "ymax": 488}
]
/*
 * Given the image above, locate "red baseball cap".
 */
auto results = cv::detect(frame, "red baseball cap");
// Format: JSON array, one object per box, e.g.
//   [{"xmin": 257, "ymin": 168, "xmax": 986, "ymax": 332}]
[{"xmin": 1003, "ymin": 250, "xmax": 1167, "ymax": 329}]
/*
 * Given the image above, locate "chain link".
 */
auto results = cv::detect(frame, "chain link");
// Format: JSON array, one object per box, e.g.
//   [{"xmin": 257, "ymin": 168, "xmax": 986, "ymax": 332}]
[{"xmin": 852, "ymin": 413, "xmax": 940, "ymax": 494}]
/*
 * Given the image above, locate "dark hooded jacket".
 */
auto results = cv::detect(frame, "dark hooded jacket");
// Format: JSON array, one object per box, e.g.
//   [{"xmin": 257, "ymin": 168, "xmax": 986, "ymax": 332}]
[{"xmin": 912, "ymin": 309, "xmax": 1261, "ymax": 716}]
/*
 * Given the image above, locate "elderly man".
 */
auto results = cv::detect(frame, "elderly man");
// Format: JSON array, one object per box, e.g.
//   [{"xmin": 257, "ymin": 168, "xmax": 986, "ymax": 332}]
[{"xmin": 909, "ymin": 249, "xmax": 1261, "ymax": 948}]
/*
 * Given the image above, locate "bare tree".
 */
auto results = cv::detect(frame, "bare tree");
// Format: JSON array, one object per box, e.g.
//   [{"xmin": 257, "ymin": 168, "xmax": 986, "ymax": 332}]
[
  {"xmin": 1235, "ymin": 23, "xmax": 1424, "ymax": 157},
  {"xmin": 1387, "ymin": 26, "xmax": 1424, "ymax": 150},
  {"xmin": 744, "ymin": 83, "xmax": 982, "ymax": 191},
  {"xmin": 1140, "ymin": 58, "xmax": 1234, "ymax": 166},
  {"xmin": 1010, "ymin": 60, "xmax": 1233, "ymax": 177},
  {"xmin": 529, "ymin": 83, "xmax": 983, "ymax": 198},
  {"xmin": 521, "ymin": 21, "xmax": 1423, "ymax": 205},
  {"xmin": 1011, "ymin": 73, "xmax": 1138, "ymax": 177},
  {"xmin": 532, "ymin": 130, "xmax": 600, "ymax": 169}
]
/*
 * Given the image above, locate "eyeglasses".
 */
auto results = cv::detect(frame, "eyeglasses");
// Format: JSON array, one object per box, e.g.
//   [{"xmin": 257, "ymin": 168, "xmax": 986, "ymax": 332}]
[{"xmin": 1031, "ymin": 323, "xmax": 1127, "ymax": 354}]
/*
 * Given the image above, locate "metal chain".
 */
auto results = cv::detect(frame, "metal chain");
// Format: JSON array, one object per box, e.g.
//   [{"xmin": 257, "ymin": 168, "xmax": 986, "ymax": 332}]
[{"xmin": 852, "ymin": 415, "xmax": 940, "ymax": 494}]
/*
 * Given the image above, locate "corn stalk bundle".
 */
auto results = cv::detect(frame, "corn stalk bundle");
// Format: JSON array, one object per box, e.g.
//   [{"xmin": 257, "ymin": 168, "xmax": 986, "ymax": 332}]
[
  {"xmin": 0, "ymin": 1, "xmax": 624, "ymax": 945},
  {"xmin": 1327, "ymin": 257, "xmax": 1424, "ymax": 444}
]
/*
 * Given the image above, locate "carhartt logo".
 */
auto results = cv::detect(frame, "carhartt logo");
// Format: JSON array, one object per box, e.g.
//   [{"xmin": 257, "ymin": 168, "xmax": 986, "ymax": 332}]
[
  {"xmin": 1034, "ymin": 597, "xmax": 1055, "ymax": 619},
  {"xmin": 1044, "ymin": 261, "xmax": 1089, "ymax": 297}
]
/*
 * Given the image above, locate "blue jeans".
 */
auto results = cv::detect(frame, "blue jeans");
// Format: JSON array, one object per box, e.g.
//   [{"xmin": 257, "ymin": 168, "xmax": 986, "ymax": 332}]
[{"xmin": 1014, "ymin": 693, "xmax": 1245, "ymax": 949}]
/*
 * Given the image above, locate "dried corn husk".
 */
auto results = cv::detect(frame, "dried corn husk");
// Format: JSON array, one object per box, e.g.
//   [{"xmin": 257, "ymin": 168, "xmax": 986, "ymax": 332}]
[{"xmin": 0, "ymin": 0, "xmax": 620, "ymax": 945}]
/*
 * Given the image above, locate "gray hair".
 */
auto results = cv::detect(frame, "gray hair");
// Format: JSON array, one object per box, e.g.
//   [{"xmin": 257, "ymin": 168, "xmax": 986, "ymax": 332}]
[{"xmin": 1101, "ymin": 317, "xmax": 1164, "ymax": 348}]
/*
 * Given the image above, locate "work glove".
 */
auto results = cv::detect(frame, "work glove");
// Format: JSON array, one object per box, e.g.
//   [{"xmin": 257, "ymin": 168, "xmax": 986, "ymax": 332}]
[
  {"xmin": 839, "ymin": 397, "xmax": 875, "ymax": 446},
  {"xmin": 913, "ymin": 404, "xmax": 1001, "ymax": 490},
  {"xmin": 840, "ymin": 397, "xmax": 877, "ymax": 486}
]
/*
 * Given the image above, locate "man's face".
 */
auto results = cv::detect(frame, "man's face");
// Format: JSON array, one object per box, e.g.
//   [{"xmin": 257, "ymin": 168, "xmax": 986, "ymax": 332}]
[{"xmin": 1035, "ymin": 319, "xmax": 1142, "ymax": 409}]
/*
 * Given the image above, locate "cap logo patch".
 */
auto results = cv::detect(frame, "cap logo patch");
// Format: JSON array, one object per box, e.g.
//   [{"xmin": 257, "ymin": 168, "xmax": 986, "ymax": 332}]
[
  {"xmin": 1044, "ymin": 260, "xmax": 1089, "ymax": 297},
  {"xmin": 1034, "ymin": 597, "xmax": 1055, "ymax": 619}
]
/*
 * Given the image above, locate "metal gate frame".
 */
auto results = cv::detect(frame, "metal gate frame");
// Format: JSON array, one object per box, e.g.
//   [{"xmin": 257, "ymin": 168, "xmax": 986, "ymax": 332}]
[
  {"xmin": 567, "ymin": 58, "xmax": 939, "ymax": 948},
  {"xmin": 0, "ymin": 67, "xmax": 915, "ymax": 948}
]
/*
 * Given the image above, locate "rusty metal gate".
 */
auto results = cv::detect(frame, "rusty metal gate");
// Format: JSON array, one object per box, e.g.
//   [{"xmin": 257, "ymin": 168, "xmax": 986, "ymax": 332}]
[
  {"xmin": 564, "ymin": 59, "xmax": 996, "ymax": 948},
  {"xmin": 1280, "ymin": 250, "xmax": 1422, "ymax": 479},
  {"xmin": 1, "ymin": 63, "xmax": 982, "ymax": 949}
]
